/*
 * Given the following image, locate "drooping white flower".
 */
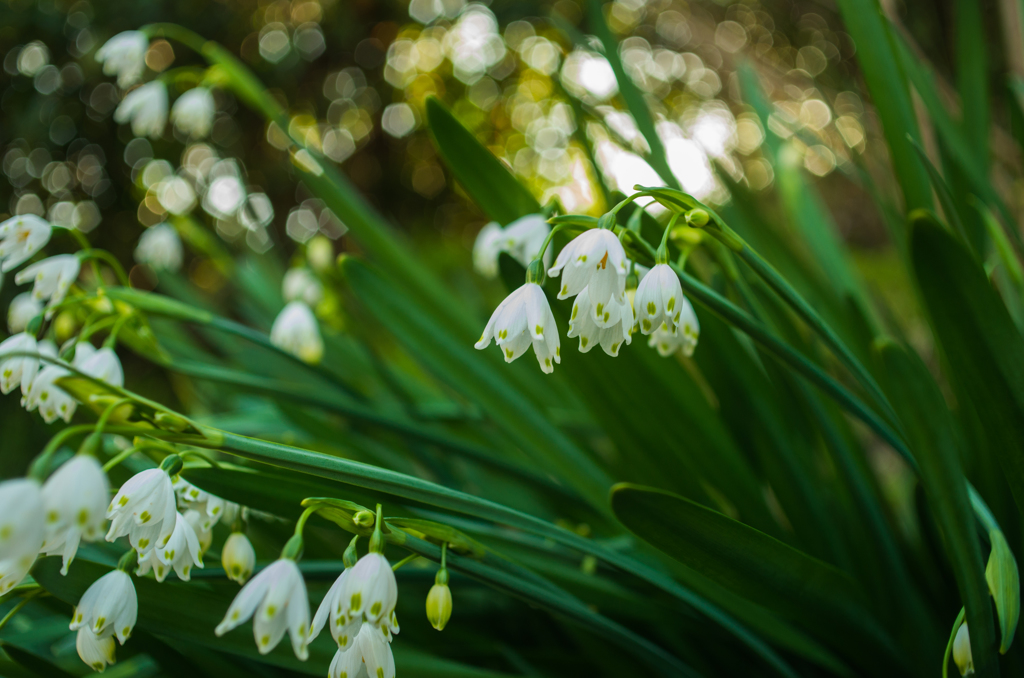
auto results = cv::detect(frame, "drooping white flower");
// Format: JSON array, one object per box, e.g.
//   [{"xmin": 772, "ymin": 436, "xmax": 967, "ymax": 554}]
[
  {"xmin": 647, "ymin": 298, "xmax": 699, "ymax": 358},
  {"xmin": 76, "ymin": 627, "xmax": 117, "ymax": 672},
  {"xmin": 134, "ymin": 512, "xmax": 202, "ymax": 582},
  {"xmin": 23, "ymin": 342, "xmax": 119, "ymax": 423},
  {"xmin": 355, "ymin": 621, "xmax": 396, "ymax": 678},
  {"xmin": 0, "ymin": 478, "xmax": 44, "ymax": 594},
  {"xmin": 270, "ymin": 301, "xmax": 324, "ymax": 364},
  {"xmin": 95, "ymin": 31, "xmax": 148, "ymax": 88},
  {"xmin": 475, "ymin": 282, "xmax": 560, "ymax": 373},
  {"xmin": 472, "ymin": 221, "xmax": 504, "ymax": 278},
  {"xmin": 172, "ymin": 477, "xmax": 238, "ymax": 531},
  {"xmin": 634, "ymin": 263, "xmax": 685, "ymax": 334},
  {"xmin": 222, "ymin": 532, "xmax": 256, "ymax": 584},
  {"xmin": 135, "ymin": 224, "xmax": 183, "ymax": 271},
  {"xmin": 69, "ymin": 569, "xmax": 138, "ymax": 644},
  {"xmin": 567, "ymin": 286, "xmax": 633, "ymax": 357},
  {"xmin": 14, "ymin": 254, "xmax": 81, "ymax": 311},
  {"xmin": 282, "ymin": 267, "xmax": 324, "ymax": 307},
  {"xmin": 501, "ymin": 214, "xmax": 552, "ymax": 269},
  {"xmin": 329, "ymin": 643, "xmax": 365, "ymax": 678},
  {"xmin": 106, "ymin": 468, "xmax": 178, "ymax": 555},
  {"xmin": 171, "ymin": 87, "xmax": 216, "ymax": 138},
  {"xmin": 0, "ymin": 333, "xmax": 40, "ymax": 395},
  {"xmin": 342, "ymin": 552, "xmax": 398, "ymax": 624},
  {"xmin": 40, "ymin": 455, "xmax": 110, "ymax": 575},
  {"xmin": 311, "ymin": 569, "xmax": 362, "ymax": 649},
  {"xmin": 183, "ymin": 508, "xmax": 213, "ymax": 555},
  {"xmin": 114, "ymin": 81, "xmax": 168, "ymax": 138},
  {"xmin": 0, "ymin": 214, "xmax": 52, "ymax": 272},
  {"xmin": 215, "ymin": 557, "xmax": 311, "ymax": 660},
  {"xmin": 547, "ymin": 229, "xmax": 629, "ymax": 310},
  {"xmin": 8, "ymin": 292, "xmax": 42, "ymax": 333},
  {"xmin": 77, "ymin": 346, "xmax": 124, "ymax": 387},
  {"xmin": 953, "ymin": 622, "xmax": 974, "ymax": 676}
]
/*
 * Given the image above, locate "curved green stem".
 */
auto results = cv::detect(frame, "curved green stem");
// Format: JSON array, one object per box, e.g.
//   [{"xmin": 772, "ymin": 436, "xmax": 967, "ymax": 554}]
[
  {"xmin": 0, "ymin": 588, "xmax": 43, "ymax": 633},
  {"xmin": 102, "ymin": 445, "xmax": 141, "ymax": 473},
  {"xmin": 391, "ymin": 553, "xmax": 420, "ymax": 571},
  {"xmin": 80, "ymin": 250, "xmax": 131, "ymax": 287}
]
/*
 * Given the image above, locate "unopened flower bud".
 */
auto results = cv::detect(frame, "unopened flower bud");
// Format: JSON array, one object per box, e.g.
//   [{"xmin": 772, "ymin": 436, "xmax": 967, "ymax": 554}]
[
  {"xmin": 597, "ymin": 212, "xmax": 616, "ymax": 230},
  {"xmin": 159, "ymin": 454, "xmax": 184, "ymax": 477},
  {"xmin": 686, "ymin": 209, "xmax": 709, "ymax": 227},
  {"xmin": 953, "ymin": 622, "xmax": 974, "ymax": 676},
  {"xmin": 221, "ymin": 532, "xmax": 256, "ymax": 584},
  {"xmin": 353, "ymin": 510, "xmax": 375, "ymax": 527},
  {"xmin": 426, "ymin": 569, "xmax": 452, "ymax": 631},
  {"xmin": 154, "ymin": 412, "xmax": 190, "ymax": 432}
]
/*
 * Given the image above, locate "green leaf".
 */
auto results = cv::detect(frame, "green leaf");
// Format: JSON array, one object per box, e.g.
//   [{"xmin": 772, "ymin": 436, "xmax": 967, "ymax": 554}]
[
  {"xmin": 425, "ymin": 98, "xmax": 540, "ymax": 225},
  {"xmin": 610, "ymin": 483, "xmax": 909, "ymax": 675},
  {"xmin": 986, "ymin": 530, "xmax": 1021, "ymax": 653},
  {"xmin": 873, "ymin": 339, "xmax": 998, "ymax": 676}
]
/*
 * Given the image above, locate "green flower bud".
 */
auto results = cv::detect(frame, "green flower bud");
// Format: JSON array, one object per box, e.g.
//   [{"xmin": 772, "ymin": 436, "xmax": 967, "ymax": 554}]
[
  {"xmin": 426, "ymin": 571, "xmax": 452, "ymax": 631},
  {"xmin": 353, "ymin": 510, "xmax": 375, "ymax": 527},
  {"xmin": 953, "ymin": 622, "xmax": 974, "ymax": 676},
  {"xmin": 686, "ymin": 209, "xmax": 709, "ymax": 227},
  {"xmin": 154, "ymin": 411, "xmax": 190, "ymax": 432},
  {"xmin": 159, "ymin": 454, "xmax": 183, "ymax": 476}
]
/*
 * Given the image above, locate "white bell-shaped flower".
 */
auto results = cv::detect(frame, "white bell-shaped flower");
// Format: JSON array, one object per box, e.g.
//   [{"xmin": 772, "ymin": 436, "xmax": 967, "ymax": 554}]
[
  {"xmin": 77, "ymin": 346, "xmax": 125, "ymax": 387},
  {"xmin": 355, "ymin": 621, "xmax": 396, "ymax": 678},
  {"xmin": 8, "ymin": 292, "xmax": 42, "ymax": 333},
  {"xmin": 114, "ymin": 81, "xmax": 168, "ymax": 138},
  {"xmin": 70, "ymin": 569, "xmax": 138, "ymax": 644},
  {"xmin": 567, "ymin": 286, "xmax": 633, "ymax": 357},
  {"xmin": 547, "ymin": 229, "xmax": 629, "ymax": 308},
  {"xmin": 40, "ymin": 455, "xmax": 110, "ymax": 575},
  {"xmin": 95, "ymin": 31, "xmax": 148, "ymax": 88},
  {"xmin": 76, "ymin": 627, "xmax": 117, "ymax": 672},
  {"xmin": 475, "ymin": 282, "xmax": 560, "ymax": 373},
  {"xmin": 106, "ymin": 468, "xmax": 178, "ymax": 555},
  {"xmin": 0, "ymin": 214, "xmax": 52, "ymax": 272},
  {"xmin": 135, "ymin": 224, "xmax": 184, "ymax": 271},
  {"xmin": 171, "ymin": 87, "xmax": 216, "ymax": 138},
  {"xmin": 0, "ymin": 333, "xmax": 40, "ymax": 395},
  {"xmin": 953, "ymin": 622, "xmax": 974, "ymax": 676},
  {"xmin": 14, "ymin": 254, "xmax": 81, "ymax": 311},
  {"xmin": 0, "ymin": 478, "xmax": 44, "ymax": 594},
  {"xmin": 282, "ymin": 267, "xmax": 324, "ymax": 307},
  {"xmin": 270, "ymin": 301, "xmax": 324, "ymax": 364},
  {"xmin": 144, "ymin": 511, "xmax": 203, "ymax": 581},
  {"xmin": 472, "ymin": 221, "xmax": 504, "ymax": 278},
  {"xmin": 647, "ymin": 298, "xmax": 700, "ymax": 358},
  {"xmin": 183, "ymin": 508, "xmax": 213, "ymax": 555},
  {"xmin": 329, "ymin": 643, "xmax": 365, "ymax": 678},
  {"xmin": 24, "ymin": 361, "xmax": 77, "ymax": 423},
  {"xmin": 634, "ymin": 263, "xmax": 685, "ymax": 334},
  {"xmin": 215, "ymin": 558, "xmax": 311, "ymax": 660},
  {"xmin": 311, "ymin": 569, "xmax": 361, "ymax": 649},
  {"xmin": 222, "ymin": 532, "xmax": 256, "ymax": 584},
  {"xmin": 501, "ymin": 214, "xmax": 552, "ymax": 269},
  {"xmin": 342, "ymin": 552, "xmax": 398, "ymax": 624}
]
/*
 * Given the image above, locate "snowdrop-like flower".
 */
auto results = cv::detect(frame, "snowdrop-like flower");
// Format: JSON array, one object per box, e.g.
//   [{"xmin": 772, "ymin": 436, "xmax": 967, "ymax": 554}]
[
  {"xmin": 426, "ymin": 579, "xmax": 452, "ymax": 631},
  {"xmin": 171, "ymin": 87, "xmax": 216, "ymax": 138},
  {"xmin": 134, "ymin": 224, "xmax": 183, "ymax": 271},
  {"xmin": 282, "ymin": 267, "xmax": 324, "ymax": 307},
  {"xmin": 14, "ymin": 254, "xmax": 81, "ymax": 311},
  {"xmin": 76, "ymin": 627, "xmax": 116, "ymax": 672},
  {"xmin": 215, "ymin": 557, "xmax": 311, "ymax": 659},
  {"xmin": 0, "ymin": 214, "xmax": 52, "ymax": 272},
  {"xmin": 342, "ymin": 552, "xmax": 398, "ymax": 624},
  {"xmin": 23, "ymin": 343, "xmax": 120, "ymax": 423},
  {"xmin": 502, "ymin": 214, "xmax": 552, "ymax": 268},
  {"xmin": 95, "ymin": 31, "xmax": 148, "ymax": 88},
  {"xmin": 567, "ymin": 286, "xmax": 633, "ymax": 357},
  {"xmin": 70, "ymin": 569, "xmax": 138, "ymax": 644},
  {"xmin": 183, "ymin": 508, "xmax": 213, "ymax": 555},
  {"xmin": 8, "ymin": 292, "xmax": 41, "ymax": 333},
  {"xmin": 114, "ymin": 81, "xmax": 168, "ymax": 138},
  {"xmin": 134, "ymin": 512, "xmax": 202, "ymax": 582},
  {"xmin": 355, "ymin": 621, "xmax": 396, "ymax": 678},
  {"xmin": 172, "ymin": 477, "xmax": 238, "ymax": 531},
  {"xmin": 475, "ymin": 282, "xmax": 560, "ymax": 373},
  {"xmin": 222, "ymin": 532, "xmax": 256, "ymax": 584},
  {"xmin": 311, "ymin": 569, "xmax": 361, "ymax": 649},
  {"xmin": 40, "ymin": 455, "xmax": 110, "ymax": 575},
  {"xmin": 953, "ymin": 623, "xmax": 973, "ymax": 676},
  {"xmin": 77, "ymin": 346, "xmax": 124, "ymax": 387},
  {"xmin": 472, "ymin": 221, "xmax": 504, "ymax": 278},
  {"xmin": 548, "ymin": 228, "xmax": 629, "ymax": 310},
  {"xmin": 0, "ymin": 333, "xmax": 40, "ymax": 395},
  {"xmin": 0, "ymin": 478, "xmax": 44, "ymax": 594},
  {"xmin": 106, "ymin": 467, "xmax": 178, "ymax": 555},
  {"xmin": 647, "ymin": 298, "xmax": 700, "ymax": 358},
  {"xmin": 270, "ymin": 301, "xmax": 324, "ymax": 364},
  {"xmin": 634, "ymin": 263, "xmax": 685, "ymax": 334}
]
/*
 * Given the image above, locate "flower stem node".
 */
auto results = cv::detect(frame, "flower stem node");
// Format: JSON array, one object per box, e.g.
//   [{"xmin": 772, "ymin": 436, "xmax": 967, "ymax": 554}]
[
  {"xmin": 281, "ymin": 534, "xmax": 304, "ymax": 561},
  {"xmin": 525, "ymin": 258, "xmax": 546, "ymax": 285},
  {"xmin": 597, "ymin": 213, "xmax": 616, "ymax": 230},
  {"xmin": 159, "ymin": 454, "xmax": 184, "ymax": 477}
]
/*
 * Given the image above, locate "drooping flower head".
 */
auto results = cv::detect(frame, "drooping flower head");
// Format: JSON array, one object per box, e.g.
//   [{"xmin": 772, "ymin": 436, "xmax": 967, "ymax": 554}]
[
  {"xmin": 547, "ymin": 228, "xmax": 629, "ymax": 309},
  {"xmin": 222, "ymin": 531, "xmax": 256, "ymax": 585},
  {"xmin": 0, "ymin": 214, "xmax": 52, "ymax": 272},
  {"xmin": 14, "ymin": 253, "xmax": 81, "ymax": 312},
  {"xmin": 171, "ymin": 87, "xmax": 216, "ymax": 138},
  {"xmin": 567, "ymin": 286, "xmax": 633, "ymax": 357},
  {"xmin": 95, "ymin": 31, "xmax": 148, "ymax": 88},
  {"xmin": 134, "ymin": 223, "xmax": 183, "ymax": 271},
  {"xmin": 270, "ymin": 301, "xmax": 324, "ymax": 364},
  {"xmin": 634, "ymin": 263, "xmax": 685, "ymax": 335},
  {"xmin": 472, "ymin": 221, "xmax": 504, "ymax": 278},
  {"xmin": 134, "ymin": 511, "xmax": 203, "ymax": 582},
  {"xmin": 472, "ymin": 214, "xmax": 553, "ymax": 280},
  {"xmin": 8, "ymin": 292, "xmax": 42, "ymax": 333},
  {"xmin": 40, "ymin": 455, "xmax": 110, "ymax": 575},
  {"xmin": 114, "ymin": 81, "xmax": 168, "ymax": 138},
  {"xmin": 106, "ymin": 466, "xmax": 178, "ymax": 555},
  {"xmin": 69, "ymin": 569, "xmax": 138, "ymax": 645},
  {"xmin": 0, "ymin": 478, "xmax": 44, "ymax": 594},
  {"xmin": 0, "ymin": 333, "xmax": 40, "ymax": 396},
  {"xmin": 215, "ymin": 557, "xmax": 311, "ymax": 659},
  {"xmin": 76, "ymin": 627, "xmax": 117, "ymax": 672},
  {"xmin": 647, "ymin": 298, "xmax": 700, "ymax": 358},
  {"xmin": 475, "ymin": 282, "xmax": 560, "ymax": 373}
]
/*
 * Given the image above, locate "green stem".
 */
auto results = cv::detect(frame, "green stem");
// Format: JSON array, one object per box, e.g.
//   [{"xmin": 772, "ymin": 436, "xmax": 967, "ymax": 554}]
[
  {"xmin": 294, "ymin": 505, "xmax": 319, "ymax": 538},
  {"xmin": 80, "ymin": 250, "xmax": 131, "ymax": 287},
  {"xmin": 102, "ymin": 445, "xmax": 140, "ymax": 473},
  {"xmin": 391, "ymin": 553, "xmax": 419, "ymax": 571},
  {"xmin": 0, "ymin": 589, "xmax": 42, "ymax": 633}
]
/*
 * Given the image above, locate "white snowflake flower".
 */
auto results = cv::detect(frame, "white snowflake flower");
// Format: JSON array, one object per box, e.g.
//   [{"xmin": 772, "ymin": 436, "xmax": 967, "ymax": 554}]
[
  {"xmin": 567, "ymin": 286, "xmax": 633, "ymax": 357},
  {"xmin": 0, "ymin": 478, "xmax": 44, "ymax": 594},
  {"xmin": 501, "ymin": 214, "xmax": 552, "ymax": 269},
  {"xmin": 14, "ymin": 254, "xmax": 81, "ymax": 312},
  {"xmin": 0, "ymin": 333, "xmax": 40, "ymax": 396},
  {"xmin": 547, "ymin": 229, "xmax": 629, "ymax": 310},
  {"xmin": 183, "ymin": 508, "xmax": 213, "ymax": 555},
  {"xmin": 474, "ymin": 282, "xmax": 560, "ymax": 373},
  {"xmin": 69, "ymin": 569, "xmax": 138, "ymax": 644},
  {"xmin": 40, "ymin": 455, "xmax": 110, "ymax": 575},
  {"xmin": 355, "ymin": 621, "xmax": 396, "ymax": 678},
  {"xmin": 134, "ymin": 224, "xmax": 183, "ymax": 271},
  {"xmin": 8, "ymin": 292, "xmax": 42, "ymax": 333},
  {"xmin": 342, "ymin": 552, "xmax": 398, "ymax": 624},
  {"xmin": 76, "ymin": 627, "xmax": 117, "ymax": 672},
  {"xmin": 114, "ymin": 81, "xmax": 168, "ymax": 138},
  {"xmin": 222, "ymin": 532, "xmax": 256, "ymax": 585},
  {"xmin": 283, "ymin": 267, "xmax": 324, "ymax": 307},
  {"xmin": 647, "ymin": 299, "xmax": 699, "ymax": 358},
  {"xmin": 215, "ymin": 558, "xmax": 311, "ymax": 660},
  {"xmin": 24, "ymin": 343, "xmax": 122, "ymax": 423},
  {"xmin": 171, "ymin": 87, "xmax": 216, "ymax": 138},
  {"xmin": 95, "ymin": 31, "xmax": 148, "ymax": 88},
  {"xmin": 77, "ymin": 346, "xmax": 124, "ymax": 387},
  {"xmin": 472, "ymin": 221, "xmax": 504, "ymax": 278},
  {"xmin": 270, "ymin": 301, "xmax": 324, "ymax": 364},
  {"xmin": 311, "ymin": 569, "xmax": 361, "ymax": 650},
  {"xmin": 0, "ymin": 214, "xmax": 53, "ymax": 272},
  {"xmin": 634, "ymin": 263, "xmax": 685, "ymax": 334},
  {"xmin": 134, "ymin": 512, "xmax": 202, "ymax": 582},
  {"xmin": 106, "ymin": 468, "xmax": 178, "ymax": 555}
]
